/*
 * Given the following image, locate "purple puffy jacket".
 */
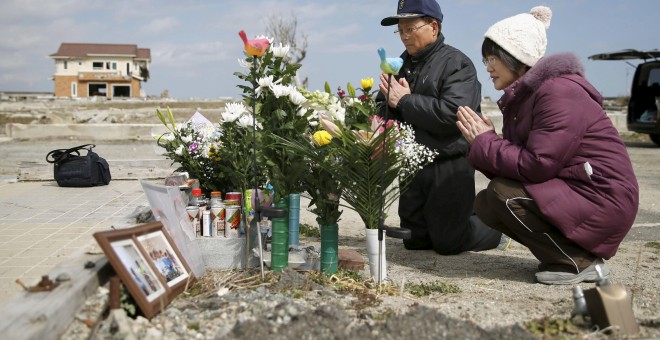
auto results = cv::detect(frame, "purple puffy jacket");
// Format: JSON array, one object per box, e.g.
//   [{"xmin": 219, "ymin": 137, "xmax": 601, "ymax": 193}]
[{"xmin": 468, "ymin": 53, "xmax": 639, "ymax": 259}]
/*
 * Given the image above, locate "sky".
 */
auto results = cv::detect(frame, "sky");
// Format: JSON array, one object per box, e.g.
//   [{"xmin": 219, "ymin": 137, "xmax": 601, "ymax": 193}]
[{"xmin": 1, "ymin": 0, "xmax": 659, "ymax": 101}]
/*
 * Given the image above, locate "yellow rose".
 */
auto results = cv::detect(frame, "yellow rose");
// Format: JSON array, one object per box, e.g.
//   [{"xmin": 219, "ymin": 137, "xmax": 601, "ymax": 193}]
[
  {"xmin": 313, "ymin": 130, "xmax": 332, "ymax": 146},
  {"xmin": 361, "ymin": 77, "xmax": 374, "ymax": 91}
]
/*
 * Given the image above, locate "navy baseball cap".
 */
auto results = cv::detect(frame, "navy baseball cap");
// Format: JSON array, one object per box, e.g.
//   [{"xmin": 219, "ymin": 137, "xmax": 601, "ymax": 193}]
[{"xmin": 381, "ymin": 0, "xmax": 444, "ymax": 26}]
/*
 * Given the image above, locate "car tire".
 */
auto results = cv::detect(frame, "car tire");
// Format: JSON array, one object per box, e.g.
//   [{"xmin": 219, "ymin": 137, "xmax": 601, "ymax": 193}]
[{"xmin": 651, "ymin": 134, "xmax": 660, "ymax": 146}]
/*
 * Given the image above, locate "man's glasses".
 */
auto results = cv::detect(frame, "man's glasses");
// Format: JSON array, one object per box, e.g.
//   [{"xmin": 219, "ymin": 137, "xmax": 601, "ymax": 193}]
[
  {"xmin": 394, "ymin": 23, "xmax": 431, "ymax": 37},
  {"xmin": 482, "ymin": 56, "xmax": 497, "ymax": 67}
]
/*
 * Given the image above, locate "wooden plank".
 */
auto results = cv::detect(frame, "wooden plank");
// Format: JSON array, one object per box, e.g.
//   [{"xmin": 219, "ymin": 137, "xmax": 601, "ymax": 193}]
[{"xmin": 0, "ymin": 248, "xmax": 112, "ymax": 340}]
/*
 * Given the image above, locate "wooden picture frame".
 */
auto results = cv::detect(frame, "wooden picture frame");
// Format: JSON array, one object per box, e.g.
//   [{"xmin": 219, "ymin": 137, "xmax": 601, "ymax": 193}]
[{"xmin": 93, "ymin": 221, "xmax": 195, "ymax": 318}]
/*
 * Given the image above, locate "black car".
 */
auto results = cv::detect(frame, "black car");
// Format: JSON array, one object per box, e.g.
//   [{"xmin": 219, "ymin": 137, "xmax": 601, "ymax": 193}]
[{"xmin": 589, "ymin": 49, "xmax": 660, "ymax": 145}]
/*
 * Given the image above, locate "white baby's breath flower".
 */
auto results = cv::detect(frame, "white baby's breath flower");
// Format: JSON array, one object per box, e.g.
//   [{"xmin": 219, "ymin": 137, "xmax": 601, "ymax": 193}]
[
  {"xmin": 396, "ymin": 123, "xmax": 438, "ymax": 177},
  {"xmin": 271, "ymin": 43, "xmax": 290, "ymax": 58}
]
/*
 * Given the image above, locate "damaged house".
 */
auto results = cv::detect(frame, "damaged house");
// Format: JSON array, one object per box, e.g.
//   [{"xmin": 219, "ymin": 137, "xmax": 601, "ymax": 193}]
[{"xmin": 49, "ymin": 43, "xmax": 151, "ymax": 98}]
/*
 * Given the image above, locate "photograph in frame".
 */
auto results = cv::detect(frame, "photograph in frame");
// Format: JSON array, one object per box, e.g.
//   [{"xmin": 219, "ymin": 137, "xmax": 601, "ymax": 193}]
[
  {"xmin": 110, "ymin": 238, "xmax": 166, "ymax": 302},
  {"xmin": 94, "ymin": 222, "xmax": 195, "ymax": 318},
  {"xmin": 137, "ymin": 230, "xmax": 190, "ymax": 288}
]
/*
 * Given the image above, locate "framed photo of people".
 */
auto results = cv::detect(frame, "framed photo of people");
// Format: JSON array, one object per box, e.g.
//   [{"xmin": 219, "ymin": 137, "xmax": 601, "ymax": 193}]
[{"xmin": 93, "ymin": 222, "xmax": 195, "ymax": 319}]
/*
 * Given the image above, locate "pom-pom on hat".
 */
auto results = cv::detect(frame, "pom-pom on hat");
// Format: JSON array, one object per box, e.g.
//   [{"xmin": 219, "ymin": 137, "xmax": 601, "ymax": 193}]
[{"xmin": 484, "ymin": 6, "xmax": 552, "ymax": 67}]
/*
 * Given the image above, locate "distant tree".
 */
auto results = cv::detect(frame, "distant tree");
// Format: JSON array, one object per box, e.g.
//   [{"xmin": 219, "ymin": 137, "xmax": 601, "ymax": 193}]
[{"xmin": 265, "ymin": 13, "xmax": 309, "ymax": 88}]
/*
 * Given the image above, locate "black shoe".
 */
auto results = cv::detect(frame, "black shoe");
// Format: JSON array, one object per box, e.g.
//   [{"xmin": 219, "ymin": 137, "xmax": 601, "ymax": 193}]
[{"xmin": 403, "ymin": 237, "xmax": 432, "ymax": 250}]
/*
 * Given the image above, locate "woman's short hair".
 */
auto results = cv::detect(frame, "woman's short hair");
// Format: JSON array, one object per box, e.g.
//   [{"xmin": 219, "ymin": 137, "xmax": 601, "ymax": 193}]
[{"xmin": 482, "ymin": 38, "xmax": 529, "ymax": 76}]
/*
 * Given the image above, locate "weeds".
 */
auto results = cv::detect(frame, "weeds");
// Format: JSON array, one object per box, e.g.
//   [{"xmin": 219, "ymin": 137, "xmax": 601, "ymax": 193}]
[
  {"xmin": 644, "ymin": 241, "xmax": 660, "ymax": 250},
  {"xmin": 406, "ymin": 281, "xmax": 461, "ymax": 297},
  {"xmin": 525, "ymin": 317, "xmax": 582, "ymax": 338},
  {"xmin": 299, "ymin": 223, "xmax": 320, "ymax": 238}
]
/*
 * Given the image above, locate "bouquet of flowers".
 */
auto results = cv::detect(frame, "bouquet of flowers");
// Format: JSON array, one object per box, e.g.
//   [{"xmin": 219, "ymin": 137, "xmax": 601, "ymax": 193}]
[
  {"xmin": 156, "ymin": 108, "xmax": 231, "ymax": 193},
  {"xmin": 234, "ymin": 35, "xmax": 312, "ymax": 201},
  {"xmin": 283, "ymin": 79, "xmax": 438, "ymax": 229},
  {"xmin": 214, "ymin": 101, "xmax": 265, "ymax": 195}
]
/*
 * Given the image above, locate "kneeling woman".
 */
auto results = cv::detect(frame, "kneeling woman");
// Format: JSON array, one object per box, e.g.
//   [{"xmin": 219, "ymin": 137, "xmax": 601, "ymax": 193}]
[{"xmin": 456, "ymin": 6, "xmax": 639, "ymax": 285}]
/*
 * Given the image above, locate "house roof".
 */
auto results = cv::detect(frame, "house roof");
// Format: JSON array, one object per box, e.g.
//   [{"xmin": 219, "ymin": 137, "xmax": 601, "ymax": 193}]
[{"xmin": 49, "ymin": 43, "xmax": 151, "ymax": 60}]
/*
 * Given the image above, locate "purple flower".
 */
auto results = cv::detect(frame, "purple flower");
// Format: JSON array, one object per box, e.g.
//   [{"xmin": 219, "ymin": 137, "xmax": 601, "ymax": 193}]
[{"xmin": 189, "ymin": 141, "xmax": 200, "ymax": 153}]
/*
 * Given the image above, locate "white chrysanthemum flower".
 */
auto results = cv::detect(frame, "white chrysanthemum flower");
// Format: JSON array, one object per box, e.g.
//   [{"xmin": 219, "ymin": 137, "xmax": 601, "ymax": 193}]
[
  {"xmin": 237, "ymin": 114, "xmax": 262, "ymax": 129},
  {"xmin": 181, "ymin": 135, "xmax": 193, "ymax": 143},
  {"xmin": 269, "ymin": 84, "xmax": 292, "ymax": 98},
  {"xmin": 257, "ymin": 75, "xmax": 275, "ymax": 88},
  {"xmin": 222, "ymin": 102, "xmax": 246, "ymax": 123},
  {"xmin": 175, "ymin": 145, "xmax": 184, "ymax": 155},
  {"xmin": 296, "ymin": 107, "xmax": 309, "ymax": 117},
  {"xmin": 271, "ymin": 43, "xmax": 290, "ymax": 58},
  {"xmin": 161, "ymin": 134, "xmax": 175, "ymax": 141},
  {"xmin": 289, "ymin": 89, "xmax": 308, "ymax": 105},
  {"xmin": 237, "ymin": 58, "xmax": 250, "ymax": 68}
]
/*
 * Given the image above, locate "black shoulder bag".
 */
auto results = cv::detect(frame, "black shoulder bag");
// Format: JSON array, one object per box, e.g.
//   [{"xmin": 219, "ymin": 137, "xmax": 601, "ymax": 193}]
[{"xmin": 46, "ymin": 144, "xmax": 111, "ymax": 187}]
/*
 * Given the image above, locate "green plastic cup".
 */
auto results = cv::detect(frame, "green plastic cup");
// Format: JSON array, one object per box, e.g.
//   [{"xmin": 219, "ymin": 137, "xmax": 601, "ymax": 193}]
[
  {"xmin": 320, "ymin": 223, "xmax": 339, "ymax": 274},
  {"xmin": 270, "ymin": 198, "xmax": 289, "ymax": 272}
]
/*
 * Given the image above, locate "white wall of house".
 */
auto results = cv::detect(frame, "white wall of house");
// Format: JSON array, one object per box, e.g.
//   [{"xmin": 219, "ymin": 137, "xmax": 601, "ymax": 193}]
[{"xmin": 54, "ymin": 56, "xmax": 147, "ymax": 78}]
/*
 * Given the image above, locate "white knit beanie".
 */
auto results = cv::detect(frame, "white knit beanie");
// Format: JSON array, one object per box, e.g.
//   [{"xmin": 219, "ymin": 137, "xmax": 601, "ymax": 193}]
[{"xmin": 484, "ymin": 6, "xmax": 552, "ymax": 67}]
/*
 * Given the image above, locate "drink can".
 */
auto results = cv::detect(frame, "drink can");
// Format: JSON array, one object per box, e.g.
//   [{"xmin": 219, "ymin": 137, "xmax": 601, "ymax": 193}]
[
  {"xmin": 225, "ymin": 205, "xmax": 240, "ymax": 238},
  {"xmin": 225, "ymin": 192, "xmax": 242, "ymax": 207},
  {"xmin": 211, "ymin": 204, "xmax": 225, "ymax": 237},
  {"xmin": 186, "ymin": 206, "xmax": 200, "ymax": 237},
  {"xmin": 201, "ymin": 210, "xmax": 212, "ymax": 237}
]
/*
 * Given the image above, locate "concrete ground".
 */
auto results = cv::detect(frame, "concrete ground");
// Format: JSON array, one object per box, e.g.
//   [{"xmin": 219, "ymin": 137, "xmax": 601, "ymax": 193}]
[{"xmin": 0, "ymin": 140, "xmax": 172, "ymax": 304}]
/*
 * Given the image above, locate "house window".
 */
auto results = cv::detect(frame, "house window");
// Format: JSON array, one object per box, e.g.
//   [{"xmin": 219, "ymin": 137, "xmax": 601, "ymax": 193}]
[
  {"xmin": 89, "ymin": 83, "xmax": 107, "ymax": 97},
  {"xmin": 113, "ymin": 85, "xmax": 131, "ymax": 97},
  {"xmin": 63, "ymin": 61, "xmax": 68, "ymax": 70},
  {"xmin": 71, "ymin": 83, "xmax": 77, "ymax": 97},
  {"xmin": 93, "ymin": 62, "xmax": 103, "ymax": 70}
]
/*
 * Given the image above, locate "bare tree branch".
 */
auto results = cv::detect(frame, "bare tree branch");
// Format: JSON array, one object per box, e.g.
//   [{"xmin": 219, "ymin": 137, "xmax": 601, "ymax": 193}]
[{"xmin": 265, "ymin": 12, "xmax": 309, "ymax": 88}]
